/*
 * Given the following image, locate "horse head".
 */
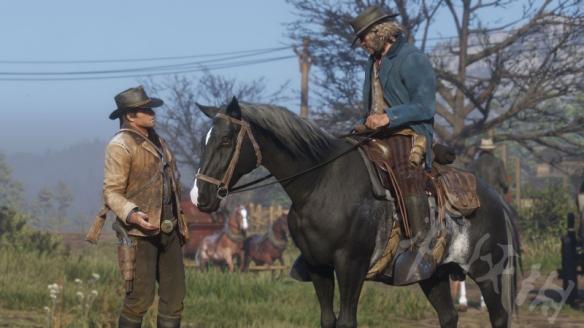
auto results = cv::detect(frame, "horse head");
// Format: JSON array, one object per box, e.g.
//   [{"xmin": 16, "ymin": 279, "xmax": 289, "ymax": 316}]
[{"xmin": 191, "ymin": 97, "xmax": 261, "ymax": 212}]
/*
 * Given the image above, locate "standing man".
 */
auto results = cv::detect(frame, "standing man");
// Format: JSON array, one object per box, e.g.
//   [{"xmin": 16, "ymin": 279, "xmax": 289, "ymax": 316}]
[
  {"xmin": 290, "ymin": 6, "xmax": 438, "ymax": 285},
  {"xmin": 104, "ymin": 86, "xmax": 189, "ymax": 328},
  {"xmin": 471, "ymin": 138, "xmax": 509, "ymax": 196}
]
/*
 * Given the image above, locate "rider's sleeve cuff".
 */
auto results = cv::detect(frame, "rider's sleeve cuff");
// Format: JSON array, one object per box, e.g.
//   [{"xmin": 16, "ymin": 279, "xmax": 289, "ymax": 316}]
[
  {"xmin": 386, "ymin": 110, "xmax": 401, "ymax": 127},
  {"xmin": 123, "ymin": 206, "xmax": 139, "ymax": 224}
]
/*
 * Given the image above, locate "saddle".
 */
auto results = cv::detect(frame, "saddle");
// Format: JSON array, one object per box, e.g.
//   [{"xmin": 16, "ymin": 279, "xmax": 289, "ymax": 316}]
[
  {"xmin": 358, "ymin": 138, "xmax": 480, "ymax": 221},
  {"xmin": 353, "ymin": 137, "xmax": 480, "ymax": 281}
]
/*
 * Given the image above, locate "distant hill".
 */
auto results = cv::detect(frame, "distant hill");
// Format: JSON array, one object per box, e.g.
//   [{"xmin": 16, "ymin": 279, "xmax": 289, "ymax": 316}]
[{"xmin": 6, "ymin": 139, "xmax": 107, "ymax": 230}]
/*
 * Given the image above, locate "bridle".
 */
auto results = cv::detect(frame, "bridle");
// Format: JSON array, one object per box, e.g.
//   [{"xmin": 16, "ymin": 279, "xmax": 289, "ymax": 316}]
[{"xmin": 196, "ymin": 113, "xmax": 262, "ymax": 199}]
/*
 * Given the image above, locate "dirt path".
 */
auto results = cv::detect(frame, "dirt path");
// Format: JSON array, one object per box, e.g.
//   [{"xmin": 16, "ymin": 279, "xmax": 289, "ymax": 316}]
[
  {"xmin": 2, "ymin": 306, "xmax": 583, "ymax": 327},
  {"xmin": 393, "ymin": 307, "xmax": 584, "ymax": 328}
]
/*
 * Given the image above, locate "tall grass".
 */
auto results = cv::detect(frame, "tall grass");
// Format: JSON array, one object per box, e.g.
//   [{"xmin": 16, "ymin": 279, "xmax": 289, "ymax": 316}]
[
  {"xmin": 0, "ymin": 240, "xmax": 433, "ymax": 327},
  {"xmin": 521, "ymin": 233, "xmax": 562, "ymax": 273},
  {"xmin": 0, "ymin": 232, "xmax": 568, "ymax": 327}
]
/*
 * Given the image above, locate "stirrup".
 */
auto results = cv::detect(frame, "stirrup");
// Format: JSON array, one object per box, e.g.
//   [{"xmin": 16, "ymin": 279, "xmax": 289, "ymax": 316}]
[{"xmin": 392, "ymin": 248, "xmax": 436, "ymax": 285}]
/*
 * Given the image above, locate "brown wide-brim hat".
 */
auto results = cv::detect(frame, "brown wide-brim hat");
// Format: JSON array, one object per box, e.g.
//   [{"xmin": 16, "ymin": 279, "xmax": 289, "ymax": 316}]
[
  {"xmin": 109, "ymin": 85, "xmax": 164, "ymax": 120},
  {"xmin": 350, "ymin": 6, "xmax": 399, "ymax": 47}
]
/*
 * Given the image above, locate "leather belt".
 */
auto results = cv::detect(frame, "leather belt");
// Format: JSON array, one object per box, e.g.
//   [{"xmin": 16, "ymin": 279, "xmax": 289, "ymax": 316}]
[{"xmin": 160, "ymin": 219, "xmax": 177, "ymax": 234}]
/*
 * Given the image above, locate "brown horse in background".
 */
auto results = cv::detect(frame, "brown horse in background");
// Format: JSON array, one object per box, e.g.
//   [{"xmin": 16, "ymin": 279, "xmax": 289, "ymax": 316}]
[
  {"xmin": 243, "ymin": 213, "xmax": 289, "ymax": 270},
  {"xmin": 195, "ymin": 205, "xmax": 248, "ymax": 272}
]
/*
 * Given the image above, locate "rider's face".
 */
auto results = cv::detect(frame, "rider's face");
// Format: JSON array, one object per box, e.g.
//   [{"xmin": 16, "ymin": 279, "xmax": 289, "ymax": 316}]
[{"xmin": 360, "ymin": 30, "xmax": 392, "ymax": 57}]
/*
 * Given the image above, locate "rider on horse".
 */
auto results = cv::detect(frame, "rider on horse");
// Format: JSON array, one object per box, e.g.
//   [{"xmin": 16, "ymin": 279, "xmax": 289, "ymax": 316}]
[{"xmin": 292, "ymin": 6, "xmax": 437, "ymax": 285}]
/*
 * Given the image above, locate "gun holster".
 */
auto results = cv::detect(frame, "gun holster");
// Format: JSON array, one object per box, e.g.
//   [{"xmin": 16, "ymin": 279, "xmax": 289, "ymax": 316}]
[{"xmin": 112, "ymin": 220, "xmax": 137, "ymax": 294}]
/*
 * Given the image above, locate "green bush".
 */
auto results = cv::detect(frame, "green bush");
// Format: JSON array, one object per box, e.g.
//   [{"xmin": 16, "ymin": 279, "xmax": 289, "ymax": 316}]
[
  {"xmin": 0, "ymin": 206, "xmax": 62, "ymax": 255},
  {"xmin": 518, "ymin": 181, "xmax": 576, "ymax": 237}
]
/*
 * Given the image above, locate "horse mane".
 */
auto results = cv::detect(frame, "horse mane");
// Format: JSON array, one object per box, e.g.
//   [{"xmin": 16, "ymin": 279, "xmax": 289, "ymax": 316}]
[{"xmin": 239, "ymin": 103, "xmax": 341, "ymax": 160}]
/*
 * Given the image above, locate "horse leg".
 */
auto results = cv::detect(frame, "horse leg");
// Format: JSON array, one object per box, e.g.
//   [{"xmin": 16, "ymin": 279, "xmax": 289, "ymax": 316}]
[
  {"xmin": 468, "ymin": 273, "xmax": 510, "ymax": 328},
  {"xmin": 224, "ymin": 250, "xmax": 235, "ymax": 272},
  {"xmin": 419, "ymin": 273, "xmax": 458, "ymax": 328},
  {"xmin": 308, "ymin": 265, "xmax": 336, "ymax": 328},
  {"xmin": 278, "ymin": 256, "xmax": 285, "ymax": 279},
  {"xmin": 265, "ymin": 258, "xmax": 276, "ymax": 280},
  {"xmin": 243, "ymin": 251, "xmax": 251, "ymax": 272},
  {"xmin": 334, "ymin": 254, "xmax": 369, "ymax": 328}
]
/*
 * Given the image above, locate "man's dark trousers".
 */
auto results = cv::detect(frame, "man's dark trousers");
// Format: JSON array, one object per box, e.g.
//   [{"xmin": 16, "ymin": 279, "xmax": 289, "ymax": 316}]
[{"xmin": 121, "ymin": 229, "xmax": 185, "ymax": 322}]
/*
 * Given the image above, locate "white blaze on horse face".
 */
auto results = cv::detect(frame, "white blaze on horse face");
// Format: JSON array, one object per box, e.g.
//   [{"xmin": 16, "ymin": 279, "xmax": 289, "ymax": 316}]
[
  {"xmin": 190, "ymin": 169, "xmax": 200, "ymax": 206},
  {"xmin": 240, "ymin": 206, "xmax": 249, "ymax": 230},
  {"xmin": 205, "ymin": 127, "xmax": 213, "ymax": 145}
]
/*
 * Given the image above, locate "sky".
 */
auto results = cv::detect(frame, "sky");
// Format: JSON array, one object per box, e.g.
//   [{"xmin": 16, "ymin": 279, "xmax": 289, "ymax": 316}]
[
  {"xmin": 0, "ymin": 0, "xmax": 527, "ymax": 154},
  {"xmin": 0, "ymin": 0, "xmax": 299, "ymax": 153}
]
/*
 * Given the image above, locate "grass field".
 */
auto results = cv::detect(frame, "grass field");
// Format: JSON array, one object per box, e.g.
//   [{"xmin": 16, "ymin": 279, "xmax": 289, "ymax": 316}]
[{"xmin": 0, "ymin": 233, "xmax": 582, "ymax": 327}]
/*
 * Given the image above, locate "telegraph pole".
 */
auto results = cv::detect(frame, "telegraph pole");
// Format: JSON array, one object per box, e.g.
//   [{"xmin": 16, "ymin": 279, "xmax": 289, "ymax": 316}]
[{"xmin": 294, "ymin": 38, "xmax": 312, "ymax": 118}]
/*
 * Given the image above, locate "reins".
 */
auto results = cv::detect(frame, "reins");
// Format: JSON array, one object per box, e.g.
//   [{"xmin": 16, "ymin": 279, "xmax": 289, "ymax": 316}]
[{"xmin": 229, "ymin": 129, "xmax": 380, "ymax": 194}]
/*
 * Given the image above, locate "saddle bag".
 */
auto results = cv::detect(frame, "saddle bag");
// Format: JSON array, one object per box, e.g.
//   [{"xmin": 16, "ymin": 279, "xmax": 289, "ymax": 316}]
[{"xmin": 434, "ymin": 165, "xmax": 480, "ymax": 217}]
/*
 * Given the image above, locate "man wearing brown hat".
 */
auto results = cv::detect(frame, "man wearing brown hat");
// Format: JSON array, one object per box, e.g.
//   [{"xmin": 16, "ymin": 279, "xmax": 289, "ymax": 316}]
[
  {"xmin": 354, "ymin": 6, "xmax": 437, "ymax": 284},
  {"xmin": 360, "ymin": 7, "xmax": 436, "ymax": 285},
  {"xmin": 290, "ymin": 6, "xmax": 438, "ymax": 285},
  {"xmin": 103, "ymin": 86, "xmax": 189, "ymax": 328}
]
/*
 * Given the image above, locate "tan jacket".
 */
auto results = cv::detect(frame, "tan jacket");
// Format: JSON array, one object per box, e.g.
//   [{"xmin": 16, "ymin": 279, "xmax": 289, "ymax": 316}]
[{"xmin": 103, "ymin": 128, "xmax": 189, "ymax": 239}]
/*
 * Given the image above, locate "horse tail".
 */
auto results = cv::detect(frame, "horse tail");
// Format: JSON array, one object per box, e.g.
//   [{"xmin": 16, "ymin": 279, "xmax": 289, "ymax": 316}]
[{"xmin": 501, "ymin": 204, "xmax": 522, "ymax": 316}]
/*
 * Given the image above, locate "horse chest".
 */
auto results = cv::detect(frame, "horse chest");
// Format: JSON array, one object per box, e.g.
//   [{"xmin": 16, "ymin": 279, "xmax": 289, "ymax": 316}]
[{"xmin": 444, "ymin": 221, "xmax": 471, "ymax": 270}]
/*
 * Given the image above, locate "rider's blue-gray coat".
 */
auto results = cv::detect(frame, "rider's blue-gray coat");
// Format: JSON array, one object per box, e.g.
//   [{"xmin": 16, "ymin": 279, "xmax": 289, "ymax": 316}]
[{"xmin": 362, "ymin": 35, "xmax": 436, "ymax": 169}]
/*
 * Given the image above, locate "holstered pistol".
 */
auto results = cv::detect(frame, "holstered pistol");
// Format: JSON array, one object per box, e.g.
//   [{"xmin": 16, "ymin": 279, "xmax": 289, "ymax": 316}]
[{"xmin": 112, "ymin": 220, "xmax": 136, "ymax": 294}]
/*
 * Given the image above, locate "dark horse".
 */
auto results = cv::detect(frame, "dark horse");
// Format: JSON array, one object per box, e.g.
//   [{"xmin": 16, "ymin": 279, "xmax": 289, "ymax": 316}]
[
  {"xmin": 192, "ymin": 98, "xmax": 520, "ymax": 328},
  {"xmin": 243, "ymin": 213, "xmax": 289, "ymax": 271}
]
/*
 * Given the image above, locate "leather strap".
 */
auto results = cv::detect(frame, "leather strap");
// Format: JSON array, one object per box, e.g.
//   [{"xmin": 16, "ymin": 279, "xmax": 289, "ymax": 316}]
[{"xmin": 196, "ymin": 113, "xmax": 262, "ymax": 198}]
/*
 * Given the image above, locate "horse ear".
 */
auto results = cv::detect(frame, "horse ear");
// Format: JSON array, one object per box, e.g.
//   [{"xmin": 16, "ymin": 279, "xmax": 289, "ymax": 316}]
[
  {"xmin": 226, "ymin": 96, "xmax": 241, "ymax": 119},
  {"xmin": 196, "ymin": 103, "xmax": 219, "ymax": 119}
]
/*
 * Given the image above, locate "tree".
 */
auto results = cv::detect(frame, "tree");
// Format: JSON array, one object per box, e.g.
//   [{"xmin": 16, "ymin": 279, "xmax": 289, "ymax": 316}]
[
  {"xmin": 33, "ymin": 187, "xmax": 54, "ymax": 230},
  {"xmin": 145, "ymin": 71, "xmax": 292, "ymax": 207},
  {"xmin": 0, "ymin": 206, "xmax": 62, "ymax": 255},
  {"xmin": 54, "ymin": 181, "xmax": 73, "ymax": 220},
  {"xmin": 145, "ymin": 70, "xmax": 291, "ymax": 173},
  {"xmin": 0, "ymin": 153, "xmax": 24, "ymax": 209},
  {"xmin": 286, "ymin": 0, "xmax": 584, "ymax": 161}
]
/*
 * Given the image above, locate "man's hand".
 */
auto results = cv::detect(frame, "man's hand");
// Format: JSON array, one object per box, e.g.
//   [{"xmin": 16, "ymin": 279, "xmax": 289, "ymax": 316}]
[
  {"xmin": 128, "ymin": 211, "xmax": 158, "ymax": 231},
  {"xmin": 365, "ymin": 113, "xmax": 390, "ymax": 130}
]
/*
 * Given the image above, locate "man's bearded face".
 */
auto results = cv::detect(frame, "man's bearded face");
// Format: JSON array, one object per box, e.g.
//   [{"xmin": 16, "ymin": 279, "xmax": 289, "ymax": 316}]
[{"xmin": 360, "ymin": 30, "xmax": 386, "ymax": 57}]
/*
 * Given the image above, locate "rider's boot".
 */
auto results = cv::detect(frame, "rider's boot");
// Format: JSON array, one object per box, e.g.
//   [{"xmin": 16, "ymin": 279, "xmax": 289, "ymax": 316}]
[
  {"xmin": 393, "ymin": 195, "xmax": 436, "ymax": 285},
  {"xmin": 290, "ymin": 255, "xmax": 311, "ymax": 282}
]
